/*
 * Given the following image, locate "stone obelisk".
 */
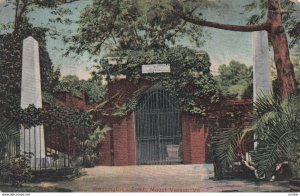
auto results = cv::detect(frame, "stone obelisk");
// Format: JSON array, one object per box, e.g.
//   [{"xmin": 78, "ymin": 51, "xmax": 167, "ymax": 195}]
[
  {"xmin": 252, "ymin": 31, "xmax": 272, "ymax": 101},
  {"xmin": 20, "ymin": 36, "xmax": 46, "ymax": 169},
  {"xmin": 252, "ymin": 31, "xmax": 272, "ymax": 151}
]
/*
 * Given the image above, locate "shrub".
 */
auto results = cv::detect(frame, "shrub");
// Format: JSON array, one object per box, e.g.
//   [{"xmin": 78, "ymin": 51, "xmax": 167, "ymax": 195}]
[{"xmin": 8, "ymin": 152, "xmax": 33, "ymax": 186}]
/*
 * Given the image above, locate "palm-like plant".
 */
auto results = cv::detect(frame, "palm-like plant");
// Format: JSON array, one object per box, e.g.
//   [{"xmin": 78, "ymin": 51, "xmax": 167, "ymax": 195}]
[
  {"xmin": 211, "ymin": 128, "xmax": 253, "ymax": 168},
  {"xmin": 251, "ymin": 92, "xmax": 300, "ymax": 179},
  {"xmin": 210, "ymin": 91, "xmax": 300, "ymax": 180},
  {"xmin": 210, "ymin": 126, "xmax": 253, "ymax": 179}
]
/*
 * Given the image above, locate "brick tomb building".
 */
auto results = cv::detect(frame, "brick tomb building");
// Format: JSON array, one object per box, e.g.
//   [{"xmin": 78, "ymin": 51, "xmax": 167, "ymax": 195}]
[{"xmin": 83, "ymin": 78, "xmax": 253, "ymax": 166}]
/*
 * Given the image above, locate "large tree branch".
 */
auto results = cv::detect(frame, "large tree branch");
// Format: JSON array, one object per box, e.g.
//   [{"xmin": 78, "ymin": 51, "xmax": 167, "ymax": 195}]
[
  {"xmin": 18, "ymin": 0, "xmax": 29, "ymax": 19},
  {"xmin": 56, "ymin": 0, "xmax": 81, "ymax": 5},
  {"xmin": 13, "ymin": 0, "xmax": 20, "ymax": 32},
  {"xmin": 173, "ymin": 10, "xmax": 271, "ymax": 32}
]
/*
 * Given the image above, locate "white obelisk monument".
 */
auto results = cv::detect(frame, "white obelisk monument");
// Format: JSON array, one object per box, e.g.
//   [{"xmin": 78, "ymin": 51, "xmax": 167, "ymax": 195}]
[
  {"xmin": 252, "ymin": 31, "xmax": 272, "ymax": 150},
  {"xmin": 20, "ymin": 36, "xmax": 46, "ymax": 169},
  {"xmin": 252, "ymin": 31, "xmax": 272, "ymax": 101}
]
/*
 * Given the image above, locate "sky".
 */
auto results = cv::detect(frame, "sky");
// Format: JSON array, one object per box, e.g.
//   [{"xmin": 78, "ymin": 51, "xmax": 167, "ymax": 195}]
[{"xmin": 0, "ymin": 0, "xmax": 263, "ymax": 79}]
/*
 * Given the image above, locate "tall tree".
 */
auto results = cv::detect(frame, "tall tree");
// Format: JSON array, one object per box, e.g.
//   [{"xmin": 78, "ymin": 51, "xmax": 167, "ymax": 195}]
[
  {"xmin": 63, "ymin": 0, "xmax": 214, "ymax": 54},
  {"xmin": 67, "ymin": 0, "xmax": 299, "ymax": 100},
  {"xmin": 216, "ymin": 61, "xmax": 253, "ymax": 99},
  {"xmin": 173, "ymin": 0, "xmax": 297, "ymax": 100}
]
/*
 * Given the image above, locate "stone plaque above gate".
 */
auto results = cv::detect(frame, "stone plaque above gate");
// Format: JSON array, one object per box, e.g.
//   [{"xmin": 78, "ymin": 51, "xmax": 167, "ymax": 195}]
[{"xmin": 142, "ymin": 64, "xmax": 170, "ymax": 73}]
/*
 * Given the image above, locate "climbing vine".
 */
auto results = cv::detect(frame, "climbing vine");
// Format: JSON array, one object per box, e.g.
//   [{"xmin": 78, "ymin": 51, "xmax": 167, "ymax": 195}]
[
  {"xmin": 96, "ymin": 47, "xmax": 220, "ymax": 115},
  {"xmin": 8, "ymin": 104, "xmax": 95, "ymax": 129}
]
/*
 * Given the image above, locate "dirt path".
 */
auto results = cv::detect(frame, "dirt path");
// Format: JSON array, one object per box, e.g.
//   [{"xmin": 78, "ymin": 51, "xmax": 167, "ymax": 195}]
[{"xmin": 32, "ymin": 164, "xmax": 290, "ymax": 192}]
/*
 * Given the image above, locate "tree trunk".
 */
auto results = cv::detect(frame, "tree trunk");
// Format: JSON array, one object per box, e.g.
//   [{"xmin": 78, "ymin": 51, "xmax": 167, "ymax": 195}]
[
  {"xmin": 175, "ymin": 0, "xmax": 297, "ymax": 100},
  {"xmin": 268, "ymin": 0, "xmax": 297, "ymax": 100}
]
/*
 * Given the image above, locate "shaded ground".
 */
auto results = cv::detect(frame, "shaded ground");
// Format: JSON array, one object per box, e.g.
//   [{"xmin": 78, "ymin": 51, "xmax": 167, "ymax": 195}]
[
  {"xmin": 27, "ymin": 164, "xmax": 290, "ymax": 192},
  {"xmin": 0, "ymin": 185, "xmax": 71, "ymax": 192}
]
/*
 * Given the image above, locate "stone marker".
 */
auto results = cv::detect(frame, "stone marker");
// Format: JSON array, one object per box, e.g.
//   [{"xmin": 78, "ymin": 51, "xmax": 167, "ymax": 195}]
[
  {"xmin": 20, "ymin": 36, "xmax": 46, "ymax": 169},
  {"xmin": 252, "ymin": 31, "xmax": 272, "ymax": 101},
  {"xmin": 142, "ymin": 64, "xmax": 171, "ymax": 73},
  {"xmin": 252, "ymin": 31, "xmax": 272, "ymax": 151}
]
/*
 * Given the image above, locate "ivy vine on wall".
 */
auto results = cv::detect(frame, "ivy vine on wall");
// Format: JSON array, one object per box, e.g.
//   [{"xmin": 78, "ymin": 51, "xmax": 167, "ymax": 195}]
[{"xmin": 95, "ymin": 47, "xmax": 220, "ymax": 116}]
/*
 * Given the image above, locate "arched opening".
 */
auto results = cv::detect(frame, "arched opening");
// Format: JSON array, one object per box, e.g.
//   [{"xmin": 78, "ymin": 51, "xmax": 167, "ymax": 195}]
[{"xmin": 135, "ymin": 89, "xmax": 182, "ymax": 164}]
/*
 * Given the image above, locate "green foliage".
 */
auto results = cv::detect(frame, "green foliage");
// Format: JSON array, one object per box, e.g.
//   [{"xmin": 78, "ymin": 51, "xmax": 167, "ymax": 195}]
[
  {"xmin": 0, "ymin": 0, "xmax": 77, "ymax": 131},
  {"xmin": 112, "ymin": 102, "xmax": 132, "ymax": 117},
  {"xmin": 85, "ymin": 125, "xmax": 111, "ymax": 149},
  {"xmin": 8, "ymin": 153, "xmax": 33, "ymax": 187},
  {"xmin": 215, "ymin": 60, "xmax": 253, "ymax": 99},
  {"xmin": 83, "ymin": 125, "xmax": 111, "ymax": 167},
  {"xmin": 64, "ymin": 0, "xmax": 217, "ymax": 56},
  {"xmin": 251, "ymin": 92, "xmax": 300, "ymax": 179},
  {"xmin": 12, "ymin": 104, "xmax": 95, "ymax": 129},
  {"xmin": 65, "ymin": 0, "xmax": 300, "ymax": 58},
  {"xmin": 243, "ymin": 0, "xmax": 300, "ymax": 48},
  {"xmin": 210, "ymin": 126, "xmax": 253, "ymax": 170},
  {"xmin": 54, "ymin": 75, "xmax": 87, "ymax": 98},
  {"xmin": 85, "ymin": 80, "xmax": 107, "ymax": 104},
  {"xmin": 42, "ymin": 92, "xmax": 57, "ymax": 106},
  {"xmin": 96, "ymin": 47, "xmax": 220, "ymax": 115},
  {"xmin": 54, "ymin": 75, "xmax": 107, "ymax": 104},
  {"xmin": 0, "ymin": 20, "xmax": 61, "ymax": 116},
  {"xmin": 1, "ymin": 0, "xmax": 74, "ymax": 33},
  {"xmin": 210, "ymin": 91, "xmax": 300, "ymax": 180}
]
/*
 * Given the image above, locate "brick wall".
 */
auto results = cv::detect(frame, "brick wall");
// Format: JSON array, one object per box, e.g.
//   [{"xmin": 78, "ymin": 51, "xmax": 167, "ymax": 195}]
[
  {"xmin": 127, "ymin": 113, "xmax": 136, "ymax": 165},
  {"xmin": 98, "ymin": 112, "xmax": 136, "ymax": 166},
  {"xmin": 98, "ymin": 112, "xmax": 209, "ymax": 166},
  {"xmin": 112, "ymin": 117, "xmax": 129, "ymax": 166},
  {"xmin": 181, "ymin": 115, "xmax": 191, "ymax": 164},
  {"xmin": 55, "ymin": 92, "xmax": 86, "ymax": 110},
  {"xmin": 181, "ymin": 114, "xmax": 209, "ymax": 164},
  {"xmin": 98, "ymin": 132, "xmax": 113, "ymax": 166}
]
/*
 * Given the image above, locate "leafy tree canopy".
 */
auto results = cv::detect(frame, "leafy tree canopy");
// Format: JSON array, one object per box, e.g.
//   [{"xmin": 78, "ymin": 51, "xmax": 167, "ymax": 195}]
[
  {"xmin": 65, "ymin": 0, "xmax": 299, "ymax": 100},
  {"xmin": 215, "ymin": 60, "xmax": 253, "ymax": 99},
  {"xmin": 54, "ymin": 75, "xmax": 107, "ymax": 104},
  {"xmin": 64, "ymin": 0, "xmax": 217, "ymax": 56},
  {"xmin": 244, "ymin": 0, "xmax": 300, "ymax": 48},
  {"xmin": 66, "ymin": 0, "xmax": 300, "ymax": 56},
  {"xmin": 96, "ymin": 47, "xmax": 220, "ymax": 115}
]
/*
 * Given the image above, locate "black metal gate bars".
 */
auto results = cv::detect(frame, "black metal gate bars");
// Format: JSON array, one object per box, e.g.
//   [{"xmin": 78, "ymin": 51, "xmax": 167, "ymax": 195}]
[{"xmin": 135, "ymin": 89, "xmax": 182, "ymax": 164}]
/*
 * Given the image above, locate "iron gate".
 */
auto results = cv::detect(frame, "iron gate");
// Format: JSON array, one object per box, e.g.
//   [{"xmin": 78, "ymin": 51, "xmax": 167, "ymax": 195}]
[{"xmin": 135, "ymin": 89, "xmax": 182, "ymax": 164}]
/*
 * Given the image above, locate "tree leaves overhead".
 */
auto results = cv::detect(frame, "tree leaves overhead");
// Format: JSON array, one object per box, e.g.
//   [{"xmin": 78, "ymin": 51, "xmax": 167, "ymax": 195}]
[
  {"xmin": 54, "ymin": 75, "xmax": 107, "ymax": 104},
  {"xmin": 215, "ymin": 61, "xmax": 253, "ymax": 99},
  {"xmin": 244, "ymin": 0, "xmax": 300, "ymax": 48},
  {"xmin": 64, "ymin": 0, "xmax": 215, "ymax": 56}
]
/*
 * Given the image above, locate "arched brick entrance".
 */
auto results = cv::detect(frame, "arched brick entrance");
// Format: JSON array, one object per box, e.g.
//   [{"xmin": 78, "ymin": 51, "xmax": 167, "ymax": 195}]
[
  {"xmin": 95, "ymin": 79, "xmax": 214, "ymax": 166},
  {"xmin": 135, "ymin": 89, "xmax": 182, "ymax": 164}
]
